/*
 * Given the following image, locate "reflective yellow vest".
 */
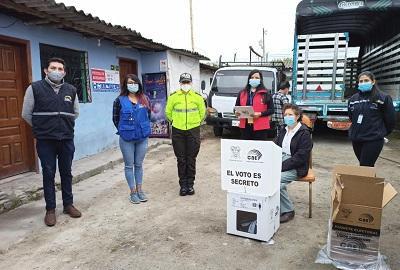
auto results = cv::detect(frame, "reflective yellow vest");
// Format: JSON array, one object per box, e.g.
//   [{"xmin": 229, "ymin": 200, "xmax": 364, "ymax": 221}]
[{"xmin": 165, "ymin": 89, "xmax": 206, "ymax": 130}]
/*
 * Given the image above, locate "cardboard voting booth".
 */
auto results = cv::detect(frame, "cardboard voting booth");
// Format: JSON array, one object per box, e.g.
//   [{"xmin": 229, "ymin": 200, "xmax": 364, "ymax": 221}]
[
  {"xmin": 221, "ymin": 139, "xmax": 282, "ymax": 241},
  {"xmin": 327, "ymin": 165, "xmax": 398, "ymax": 264}
]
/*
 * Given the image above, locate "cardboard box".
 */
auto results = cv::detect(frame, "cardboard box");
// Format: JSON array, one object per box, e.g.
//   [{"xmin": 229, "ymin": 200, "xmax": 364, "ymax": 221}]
[
  {"xmin": 226, "ymin": 191, "xmax": 280, "ymax": 242},
  {"xmin": 327, "ymin": 165, "xmax": 398, "ymax": 264},
  {"xmin": 221, "ymin": 139, "xmax": 282, "ymax": 196}
]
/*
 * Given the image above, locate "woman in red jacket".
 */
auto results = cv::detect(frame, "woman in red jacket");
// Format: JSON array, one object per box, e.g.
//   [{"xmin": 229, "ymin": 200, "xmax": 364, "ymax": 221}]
[{"xmin": 235, "ymin": 69, "xmax": 274, "ymax": 140}]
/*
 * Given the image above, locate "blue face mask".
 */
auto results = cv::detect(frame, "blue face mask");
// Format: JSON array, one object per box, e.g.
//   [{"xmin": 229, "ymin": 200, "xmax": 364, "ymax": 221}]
[
  {"xmin": 284, "ymin": 115, "xmax": 296, "ymax": 127},
  {"xmin": 127, "ymin": 83, "xmax": 139, "ymax": 93},
  {"xmin": 249, "ymin": 79, "xmax": 260, "ymax": 88},
  {"xmin": 358, "ymin": 82, "xmax": 373, "ymax": 92}
]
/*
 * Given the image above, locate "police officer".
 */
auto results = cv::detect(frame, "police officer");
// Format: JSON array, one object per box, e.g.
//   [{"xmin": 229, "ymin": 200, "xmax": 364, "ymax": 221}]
[
  {"xmin": 348, "ymin": 71, "xmax": 396, "ymax": 167},
  {"xmin": 22, "ymin": 57, "xmax": 81, "ymax": 226},
  {"xmin": 165, "ymin": 73, "xmax": 206, "ymax": 196}
]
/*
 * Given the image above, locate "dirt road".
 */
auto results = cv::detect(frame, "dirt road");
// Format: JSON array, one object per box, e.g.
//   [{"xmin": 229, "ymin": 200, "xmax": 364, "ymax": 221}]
[{"xmin": 0, "ymin": 129, "xmax": 399, "ymax": 270}]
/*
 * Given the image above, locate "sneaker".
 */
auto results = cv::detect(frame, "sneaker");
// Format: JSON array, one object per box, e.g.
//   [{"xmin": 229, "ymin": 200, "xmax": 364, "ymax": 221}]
[
  {"xmin": 138, "ymin": 191, "xmax": 148, "ymax": 202},
  {"xmin": 129, "ymin": 192, "xmax": 141, "ymax": 204}
]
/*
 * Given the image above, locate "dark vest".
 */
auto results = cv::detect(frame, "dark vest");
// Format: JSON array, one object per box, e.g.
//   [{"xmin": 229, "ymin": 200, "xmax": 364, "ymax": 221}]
[{"xmin": 31, "ymin": 79, "xmax": 76, "ymax": 140}]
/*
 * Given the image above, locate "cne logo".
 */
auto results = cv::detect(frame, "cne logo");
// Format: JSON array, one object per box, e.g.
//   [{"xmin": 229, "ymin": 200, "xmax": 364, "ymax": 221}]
[
  {"xmin": 247, "ymin": 149, "xmax": 262, "ymax": 161},
  {"xmin": 358, "ymin": 213, "xmax": 374, "ymax": 224},
  {"xmin": 340, "ymin": 208, "xmax": 352, "ymax": 218},
  {"xmin": 230, "ymin": 146, "xmax": 241, "ymax": 160},
  {"xmin": 64, "ymin": 95, "xmax": 72, "ymax": 102},
  {"xmin": 338, "ymin": 1, "xmax": 365, "ymax": 9}
]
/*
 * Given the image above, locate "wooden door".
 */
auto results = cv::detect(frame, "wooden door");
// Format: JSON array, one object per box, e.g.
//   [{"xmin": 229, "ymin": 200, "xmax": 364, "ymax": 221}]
[
  {"xmin": 0, "ymin": 41, "xmax": 33, "ymax": 179},
  {"xmin": 119, "ymin": 58, "xmax": 138, "ymax": 86}
]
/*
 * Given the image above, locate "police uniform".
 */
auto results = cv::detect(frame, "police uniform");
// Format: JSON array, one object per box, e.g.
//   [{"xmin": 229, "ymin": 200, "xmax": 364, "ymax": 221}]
[{"xmin": 165, "ymin": 73, "xmax": 206, "ymax": 195}]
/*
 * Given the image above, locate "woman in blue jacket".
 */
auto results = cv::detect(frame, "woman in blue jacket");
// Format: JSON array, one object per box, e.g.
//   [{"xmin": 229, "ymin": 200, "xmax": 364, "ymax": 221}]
[
  {"xmin": 348, "ymin": 71, "xmax": 396, "ymax": 167},
  {"xmin": 113, "ymin": 74, "xmax": 151, "ymax": 204},
  {"xmin": 274, "ymin": 104, "xmax": 312, "ymax": 223}
]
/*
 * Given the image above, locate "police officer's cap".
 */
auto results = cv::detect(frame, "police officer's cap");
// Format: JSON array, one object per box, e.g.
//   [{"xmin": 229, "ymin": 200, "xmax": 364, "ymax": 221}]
[{"xmin": 179, "ymin": 73, "xmax": 192, "ymax": 83}]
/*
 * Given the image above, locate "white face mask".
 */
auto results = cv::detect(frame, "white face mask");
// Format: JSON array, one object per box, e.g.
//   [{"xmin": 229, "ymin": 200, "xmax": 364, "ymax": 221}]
[{"xmin": 181, "ymin": 84, "xmax": 191, "ymax": 92}]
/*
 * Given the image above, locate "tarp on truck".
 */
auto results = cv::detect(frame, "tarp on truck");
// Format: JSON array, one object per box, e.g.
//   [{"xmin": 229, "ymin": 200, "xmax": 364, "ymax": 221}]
[{"xmin": 295, "ymin": 0, "xmax": 400, "ymax": 47}]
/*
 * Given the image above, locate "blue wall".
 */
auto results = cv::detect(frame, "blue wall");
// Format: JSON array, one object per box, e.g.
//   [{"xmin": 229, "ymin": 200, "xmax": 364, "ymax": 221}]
[
  {"xmin": 0, "ymin": 13, "xmax": 162, "ymax": 160},
  {"xmin": 141, "ymin": 51, "xmax": 167, "ymax": 74}
]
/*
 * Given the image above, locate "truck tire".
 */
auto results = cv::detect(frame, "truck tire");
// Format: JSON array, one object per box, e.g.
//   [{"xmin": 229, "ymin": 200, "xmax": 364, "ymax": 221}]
[{"xmin": 213, "ymin": 127, "xmax": 223, "ymax": 137}]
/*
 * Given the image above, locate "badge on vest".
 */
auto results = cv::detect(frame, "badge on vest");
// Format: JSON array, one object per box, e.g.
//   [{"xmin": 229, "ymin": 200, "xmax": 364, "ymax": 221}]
[
  {"xmin": 357, "ymin": 114, "xmax": 363, "ymax": 124},
  {"xmin": 64, "ymin": 96, "xmax": 72, "ymax": 102}
]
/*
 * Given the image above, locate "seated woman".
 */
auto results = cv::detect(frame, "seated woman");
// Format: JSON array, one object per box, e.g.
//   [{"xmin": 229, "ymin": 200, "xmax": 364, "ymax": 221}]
[{"xmin": 274, "ymin": 104, "xmax": 313, "ymax": 223}]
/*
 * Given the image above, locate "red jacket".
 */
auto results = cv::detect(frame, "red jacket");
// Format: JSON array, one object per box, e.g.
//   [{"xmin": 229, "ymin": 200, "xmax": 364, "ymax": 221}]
[{"xmin": 239, "ymin": 89, "xmax": 271, "ymax": 131}]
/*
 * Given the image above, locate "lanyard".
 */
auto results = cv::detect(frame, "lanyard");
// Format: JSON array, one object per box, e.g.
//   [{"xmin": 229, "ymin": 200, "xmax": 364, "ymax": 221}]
[{"xmin": 249, "ymin": 91, "xmax": 254, "ymax": 106}]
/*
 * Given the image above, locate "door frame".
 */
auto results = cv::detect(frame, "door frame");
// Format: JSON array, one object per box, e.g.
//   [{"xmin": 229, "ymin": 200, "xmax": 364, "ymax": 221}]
[
  {"xmin": 118, "ymin": 57, "xmax": 138, "ymax": 79},
  {"xmin": 0, "ymin": 34, "xmax": 37, "ymax": 174},
  {"xmin": 118, "ymin": 58, "xmax": 138, "ymax": 73}
]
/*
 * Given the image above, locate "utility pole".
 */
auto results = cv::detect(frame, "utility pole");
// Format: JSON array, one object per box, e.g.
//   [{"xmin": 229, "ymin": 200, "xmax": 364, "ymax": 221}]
[
  {"xmin": 262, "ymin": 28, "xmax": 267, "ymax": 63},
  {"xmin": 189, "ymin": 0, "xmax": 195, "ymax": 51}
]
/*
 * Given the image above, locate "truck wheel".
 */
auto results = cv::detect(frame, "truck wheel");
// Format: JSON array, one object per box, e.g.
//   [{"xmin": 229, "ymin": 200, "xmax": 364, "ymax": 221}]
[{"xmin": 213, "ymin": 127, "xmax": 223, "ymax": 137}]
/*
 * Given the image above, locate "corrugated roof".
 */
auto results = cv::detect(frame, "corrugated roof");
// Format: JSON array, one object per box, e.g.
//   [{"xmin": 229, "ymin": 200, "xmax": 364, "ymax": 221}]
[
  {"xmin": 0, "ymin": 0, "xmax": 209, "ymax": 59},
  {"xmin": 170, "ymin": 49, "xmax": 209, "ymax": 61},
  {"xmin": 199, "ymin": 62, "xmax": 218, "ymax": 72}
]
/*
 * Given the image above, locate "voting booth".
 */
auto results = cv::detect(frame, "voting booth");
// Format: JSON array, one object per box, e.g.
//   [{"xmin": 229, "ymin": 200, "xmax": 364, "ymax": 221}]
[{"xmin": 221, "ymin": 139, "xmax": 282, "ymax": 241}]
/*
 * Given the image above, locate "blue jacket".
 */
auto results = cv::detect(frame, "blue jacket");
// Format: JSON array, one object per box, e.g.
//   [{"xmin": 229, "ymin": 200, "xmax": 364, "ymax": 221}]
[
  {"xmin": 118, "ymin": 96, "xmax": 151, "ymax": 141},
  {"xmin": 348, "ymin": 89, "xmax": 396, "ymax": 142}
]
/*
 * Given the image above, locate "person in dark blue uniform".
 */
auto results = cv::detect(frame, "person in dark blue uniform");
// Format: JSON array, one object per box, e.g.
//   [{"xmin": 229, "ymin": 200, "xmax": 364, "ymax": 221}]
[{"xmin": 348, "ymin": 71, "xmax": 396, "ymax": 167}]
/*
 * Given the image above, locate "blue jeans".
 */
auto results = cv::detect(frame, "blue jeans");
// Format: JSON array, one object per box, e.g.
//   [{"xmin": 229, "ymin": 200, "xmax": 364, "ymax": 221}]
[
  {"xmin": 119, "ymin": 137, "xmax": 148, "ymax": 190},
  {"xmin": 280, "ymin": 153, "xmax": 298, "ymax": 214}
]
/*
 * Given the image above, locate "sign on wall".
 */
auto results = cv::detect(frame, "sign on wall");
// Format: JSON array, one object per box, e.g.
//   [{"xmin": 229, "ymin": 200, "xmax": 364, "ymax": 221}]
[
  {"xmin": 91, "ymin": 68, "xmax": 120, "ymax": 92},
  {"xmin": 160, "ymin": 59, "xmax": 167, "ymax": 72},
  {"xmin": 142, "ymin": 72, "xmax": 169, "ymax": 138}
]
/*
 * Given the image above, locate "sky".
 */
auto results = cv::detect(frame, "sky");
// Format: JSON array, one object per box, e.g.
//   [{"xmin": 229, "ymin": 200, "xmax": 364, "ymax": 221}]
[{"xmin": 56, "ymin": 0, "xmax": 302, "ymax": 63}]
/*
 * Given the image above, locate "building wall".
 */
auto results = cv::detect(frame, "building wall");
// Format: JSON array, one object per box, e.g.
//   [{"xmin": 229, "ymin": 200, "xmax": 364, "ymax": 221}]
[
  {"xmin": 166, "ymin": 51, "xmax": 201, "ymax": 94},
  {"xmin": 0, "ymin": 13, "xmax": 164, "ymax": 160},
  {"xmin": 200, "ymin": 69, "xmax": 215, "ymax": 97},
  {"xmin": 141, "ymin": 51, "xmax": 167, "ymax": 75}
]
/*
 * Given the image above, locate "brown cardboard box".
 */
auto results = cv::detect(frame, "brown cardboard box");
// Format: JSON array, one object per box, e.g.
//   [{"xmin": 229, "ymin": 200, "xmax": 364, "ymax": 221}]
[{"xmin": 327, "ymin": 165, "xmax": 398, "ymax": 264}]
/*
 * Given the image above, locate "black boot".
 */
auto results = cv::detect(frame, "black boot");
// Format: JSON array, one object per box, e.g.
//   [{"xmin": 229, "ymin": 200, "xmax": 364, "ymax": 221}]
[
  {"xmin": 187, "ymin": 186, "xmax": 195, "ymax": 195},
  {"xmin": 179, "ymin": 187, "xmax": 188, "ymax": 196}
]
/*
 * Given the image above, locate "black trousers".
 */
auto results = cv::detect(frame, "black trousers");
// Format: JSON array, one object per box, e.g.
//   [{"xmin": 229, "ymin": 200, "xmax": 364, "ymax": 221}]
[
  {"xmin": 352, "ymin": 139, "xmax": 384, "ymax": 167},
  {"xmin": 240, "ymin": 124, "xmax": 269, "ymax": 140},
  {"xmin": 172, "ymin": 126, "xmax": 201, "ymax": 188},
  {"xmin": 36, "ymin": 139, "xmax": 75, "ymax": 210}
]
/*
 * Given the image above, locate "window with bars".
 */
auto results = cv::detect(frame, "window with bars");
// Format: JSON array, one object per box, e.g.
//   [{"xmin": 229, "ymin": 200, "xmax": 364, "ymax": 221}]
[{"xmin": 39, "ymin": 43, "xmax": 92, "ymax": 103}]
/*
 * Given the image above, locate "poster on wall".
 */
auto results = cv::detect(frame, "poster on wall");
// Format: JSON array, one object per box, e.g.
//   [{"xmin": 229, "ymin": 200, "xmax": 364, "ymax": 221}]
[
  {"xmin": 142, "ymin": 72, "xmax": 169, "ymax": 138},
  {"xmin": 91, "ymin": 68, "xmax": 120, "ymax": 92},
  {"xmin": 160, "ymin": 59, "xmax": 167, "ymax": 72}
]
